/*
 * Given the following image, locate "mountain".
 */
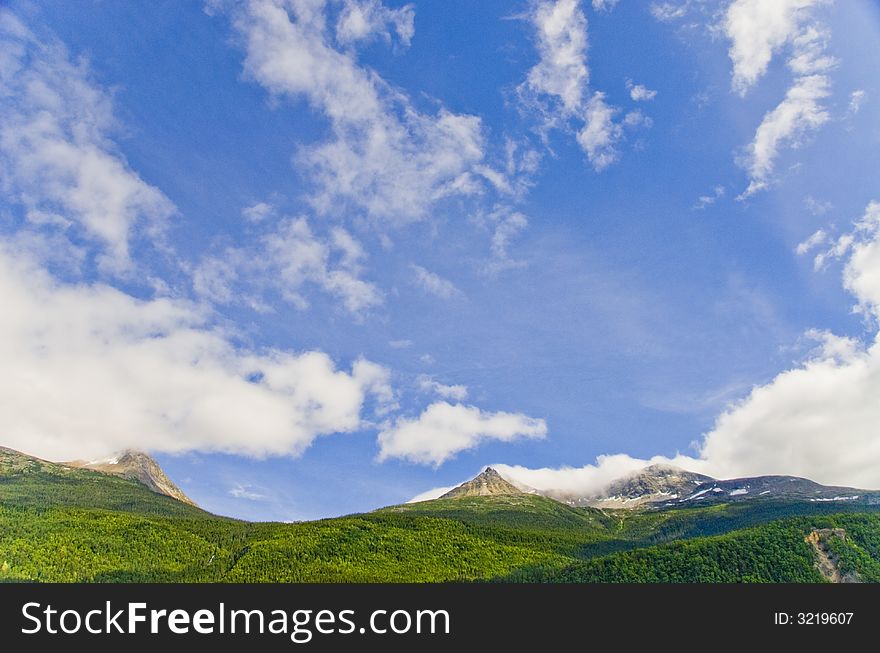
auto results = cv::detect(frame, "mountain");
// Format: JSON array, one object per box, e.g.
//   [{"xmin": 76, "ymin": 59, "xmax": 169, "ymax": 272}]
[
  {"xmin": 555, "ymin": 464, "xmax": 714, "ymax": 508},
  {"xmin": 468, "ymin": 463, "xmax": 878, "ymax": 510},
  {"xmin": 0, "ymin": 445, "xmax": 203, "ymax": 518},
  {"xmin": 676, "ymin": 475, "xmax": 871, "ymax": 506},
  {"xmin": 0, "ymin": 445, "xmax": 194, "ymax": 507},
  {"xmin": 67, "ymin": 450, "xmax": 196, "ymax": 506},
  {"xmin": 440, "ymin": 467, "xmax": 525, "ymax": 498},
  {"xmin": 4, "ymin": 443, "xmax": 880, "ymax": 583}
]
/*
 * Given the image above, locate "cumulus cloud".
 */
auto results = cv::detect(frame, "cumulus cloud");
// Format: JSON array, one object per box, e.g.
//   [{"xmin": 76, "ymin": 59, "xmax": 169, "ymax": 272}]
[
  {"xmin": 409, "ymin": 264, "xmax": 462, "ymax": 299},
  {"xmin": 194, "ymin": 216, "xmax": 383, "ymax": 316},
  {"xmin": 724, "ymin": 0, "xmax": 835, "ymax": 197},
  {"xmin": 495, "ymin": 453, "xmax": 714, "ymax": 499},
  {"xmin": 488, "ymin": 201, "xmax": 880, "ymax": 495},
  {"xmin": 626, "ymin": 79, "xmax": 657, "ymax": 102},
  {"xmin": 0, "ymin": 10, "xmax": 175, "ymax": 272},
  {"xmin": 523, "ymin": 0, "xmax": 590, "ymax": 116},
  {"xmin": 725, "ymin": 0, "xmax": 824, "ymax": 96},
  {"xmin": 377, "ymin": 402, "xmax": 547, "ymax": 466},
  {"xmin": 417, "ymin": 375, "xmax": 468, "ymax": 401},
  {"xmin": 0, "ymin": 244, "xmax": 395, "ymax": 462},
  {"xmin": 519, "ymin": 0, "xmax": 631, "ymax": 171},
  {"xmin": 219, "ymin": 0, "xmax": 488, "ymax": 224}
]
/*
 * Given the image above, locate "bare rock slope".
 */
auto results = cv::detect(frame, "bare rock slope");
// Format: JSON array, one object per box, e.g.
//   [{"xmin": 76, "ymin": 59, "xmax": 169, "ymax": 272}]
[
  {"xmin": 441, "ymin": 467, "xmax": 525, "ymax": 498},
  {"xmin": 68, "ymin": 450, "xmax": 196, "ymax": 506}
]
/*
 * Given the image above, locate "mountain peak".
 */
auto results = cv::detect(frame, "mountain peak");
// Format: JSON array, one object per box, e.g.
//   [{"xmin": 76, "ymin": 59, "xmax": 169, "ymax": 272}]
[
  {"xmin": 440, "ymin": 467, "xmax": 524, "ymax": 499},
  {"xmin": 68, "ymin": 450, "xmax": 196, "ymax": 506},
  {"xmin": 597, "ymin": 465, "xmax": 715, "ymax": 506}
]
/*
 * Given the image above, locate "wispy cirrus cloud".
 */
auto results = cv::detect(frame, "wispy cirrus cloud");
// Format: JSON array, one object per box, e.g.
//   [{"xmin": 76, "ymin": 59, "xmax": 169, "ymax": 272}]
[
  {"xmin": 194, "ymin": 214, "xmax": 383, "ymax": 317},
  {"xmin": 0, "ymin": 10, "xmax": 175, "ymax": 273},
  {"xmin": 724, "ymin": 0, "xmax": 836, "ymax": 198},
  {"xmin": 409, "ymin": 264, "xmax": 462, "ymax": 300},
  {"xmin": 216, "ymin": 0, "xmax": 494, "ymax": 225},
  {"xmin": 518, "ymin": 0, "xmax": 647, "ymax": 171}
]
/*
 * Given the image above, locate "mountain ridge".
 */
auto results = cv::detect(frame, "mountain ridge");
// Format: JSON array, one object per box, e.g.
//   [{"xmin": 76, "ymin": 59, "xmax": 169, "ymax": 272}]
[
  {"xmin": 0, "ymin": 446, "xmax": 195, "ymax": 506},
  {"xmin": 66, "ymin": 449, "xmax": 196, "ymax": 506},
  {"xmin": 441, "ymin": 464, "xmax": 878, "ymax": 510},
  {"xmin": 4, "ymin": 443, "xmax": 880, "ymax": 583}
]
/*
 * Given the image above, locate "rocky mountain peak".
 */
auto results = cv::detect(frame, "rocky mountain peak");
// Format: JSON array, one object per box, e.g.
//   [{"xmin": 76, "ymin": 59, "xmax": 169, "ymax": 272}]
[
  {"xmin": 603, "ymin": 465, "xmax": 715, "ymax": 500},
  {"xmin": 69, "ymin": 450, "xmax": 196, "ymax": 506},
  {"xmin": 440, "ymin": 467, "xmax": 524, "ymax": 499}
]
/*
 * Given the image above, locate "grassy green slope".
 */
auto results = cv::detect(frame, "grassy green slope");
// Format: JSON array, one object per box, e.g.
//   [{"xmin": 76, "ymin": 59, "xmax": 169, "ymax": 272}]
[
  {"xmin": 3, "ymin": 449, "xmax": 880, "ymax": 582},
  {"xmin": 0, "ymin": 447, "xmax": 206, "ymax": 518},
  {"xmin": 526, "ymin": 513, "xmax": 880, "ymax": 583}
]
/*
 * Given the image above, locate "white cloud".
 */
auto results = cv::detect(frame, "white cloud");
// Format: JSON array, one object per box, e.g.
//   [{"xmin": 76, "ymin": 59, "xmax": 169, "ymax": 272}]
[
  {"xmin": 623, "ymin": 109, "xmax": 652, "ymax": 128},
  {"xmin": 591, "ymin": 0, "xmax": 620, "ymax": 11},
  {"xmin": 242, "ymin": 201, "xmax": 275, "ymax": 222},
  {"xmin": 194, "ymin": 216, "xmax": 383, "ymax": 316},
  {"xmin": 495, "ymin": 453, "xmax": 713, "ymax": 499},
  {"xmin": 848, "ymin": 89, "xmax": 866, "ymax": 115},
  {"xmin": 417, "ymin": 375, "xmax": 468, "ymax": 401},
  {"xmin": 739, "ymin": 73, "xmax": 830, "ymax": 198},
  {"xmin": 494, "ymin": 201, "xmax": 880, "ymax": 494},
  {"xmin": 795, "ymin": 228, "xmax": 827, "ymax": 256},
  {"xmin": 697, "ymin": 336, "xmax": 880, "ymax": 489},
  {"xmin": 804, "ymin": 195, "xmax": 832, "ymax": 216},
  {"xmin": 406, "ymin": 485, "xmax": 455, "ymax": 503},
  {"xmin": 409, "ymin": 264, "xmax": 462, "ymax": 299},
  {"xmin": 229, "ymin": 483, "xmax": 270, "ymax": 501},
  {"xmin": 335, "ymin": 0, "xmax": 414, "ymax": 47},
  {"xmin": 377, "ymin": 401, "xmax": 547, "ymax": 466},
  {"xmin": 523, "ymin": 0, "xmax": 590, "ymax": 116},
  {"xmin": 626, "ymin": 79, "xmax": 657, "ymax": 101},
  {"xmin": 841, "ymin": 201, "xmax": 880, "ymax": 317},
  {"xmin": 724, "ymin": 0, "xmax": 825, "ymax": 96},
  {"xmin": 724, "ymin": 1, "xmax": 835, "ymax": 197},
  {"xmin": 222, "ymin": 0, "xmax": 487, "ymax": 224},
  {"xmin": 649, "ymin": 2, "xmax": 687, "ymax": 22},
  {"xmin": 388, "ymin": 339, "xmax": 413, "ymax": 349},
  {"xmin": 693, "ymin": 185, "xmax": 725, "ymax": 210},
  {"xmin": 519, "ymin": 0, "xmax": 630, "ymax": 171},
  {"xmin": 482, "ymin": 206, "xmax": 530, "ymax": 274},
  {"xmin": 812, "ymin": 230, "xmax": 854, "ymax": 272},
  {"xmin": 0, "ymin": 10, "xmax": 175, "ymax": 272},
  {"xmin": 576, "ymin": 92, "xmax": 623, "ymax": 171},
  {"xmin": 0, "ymin": 244, "xmax": 395, "ymax": 462}
]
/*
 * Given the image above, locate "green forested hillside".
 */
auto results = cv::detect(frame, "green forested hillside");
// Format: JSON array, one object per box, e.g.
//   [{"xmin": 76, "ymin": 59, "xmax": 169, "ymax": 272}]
[{"xmin": 3, "ymin": 448, "xmax": 880, "ymax": 583}]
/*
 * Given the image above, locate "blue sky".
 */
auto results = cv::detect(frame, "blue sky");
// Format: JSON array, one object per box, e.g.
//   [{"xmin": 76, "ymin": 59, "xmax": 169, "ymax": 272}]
[{"xmin": 1, "ymin": 0, "xmax": 879, "ymax": 521}]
